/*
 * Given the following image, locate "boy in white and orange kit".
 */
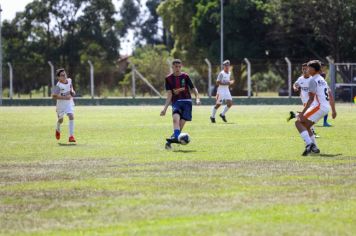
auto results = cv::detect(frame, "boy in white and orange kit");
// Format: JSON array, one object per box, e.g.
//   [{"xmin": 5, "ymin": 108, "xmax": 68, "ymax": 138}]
[{"xmin": 52, "ymin": 68, "xmax": 76, "ymax": 142}]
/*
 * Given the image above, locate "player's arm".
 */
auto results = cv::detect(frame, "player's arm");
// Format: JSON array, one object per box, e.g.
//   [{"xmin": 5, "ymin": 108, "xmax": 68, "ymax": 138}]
[
  {"xmin": 70, "ymin": 81, "xmax": 76, "ymax": 97},
  {"xmin": 300, "ymin": 79, "xmax": 317, "ymax": 117},
  {"xmin": 301, "ymin": 92, "xmax": 315, "ymax": 115},
  {"xmin": 293, "ymin": 80, "xmax": 300, "ymax": 91},
  {"xmin": 192, "ymin": 87, "xmax": 201, "ymax": 105},
  {"xmin": 216, "ymin": 73, "xmax": 228, "ymax": 86},
  {"xmin": 160, "ymin": 90, "xmax": 172, "ymax": 116},
  {"xmin": 328, "ymin": 89, "xmax": 337, "ymax": 119},
  {"xmin": 187, "ymin": 76, "xmax": 201, "ymax": 105},
  {"xmin": 51, "ymin": 86, "xmax": 71, "ymax": 100}
]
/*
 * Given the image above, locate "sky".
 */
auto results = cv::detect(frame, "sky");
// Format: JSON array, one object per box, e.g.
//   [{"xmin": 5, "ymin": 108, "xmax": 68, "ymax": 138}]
[{"xmin": 0, "ymin": 0, "xmax": 137, "ymax": 55}]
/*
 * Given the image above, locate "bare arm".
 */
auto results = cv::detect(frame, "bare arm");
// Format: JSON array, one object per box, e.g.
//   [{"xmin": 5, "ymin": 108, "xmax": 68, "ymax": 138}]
[
  {"xmin": 160, "ymin": 90, "xmax": 172, "ymax": 116},
  {"xmin": 192, "ymin": 87, "xmax": 201, "ymax": 105},
  {"xmin": 301, "ymin": 92, "xmax": 315, "ymax": 115},
  {"xmin": 328, "ymin": 90, "xmax": 337, "ymax": 119},
  {"xmin": 216, "ymin": 80, "xmax": 234, "ymax": 86},
  {"xmin": 52, "ymin": 94, "xmax": 72, "ymax": 100}
]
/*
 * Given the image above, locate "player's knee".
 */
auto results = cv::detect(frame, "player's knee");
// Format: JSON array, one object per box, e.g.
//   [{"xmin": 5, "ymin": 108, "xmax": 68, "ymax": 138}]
[
  {"xmin": 215, "ymin": 104, "xmax": 221, "ymax": 109},
  {"xmin": 58, "ymin": 118, "xmax": 64, "ymax": 123},
  {"xmin": 68, "ymin": 114, "xmax": 74, "ymax": 120}
]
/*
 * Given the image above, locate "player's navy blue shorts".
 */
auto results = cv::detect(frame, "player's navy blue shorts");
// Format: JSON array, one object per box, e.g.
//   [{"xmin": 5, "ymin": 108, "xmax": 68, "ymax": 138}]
[{"xmin": 172, "ymin": 100, "xmax": 192, "ymax": 121}]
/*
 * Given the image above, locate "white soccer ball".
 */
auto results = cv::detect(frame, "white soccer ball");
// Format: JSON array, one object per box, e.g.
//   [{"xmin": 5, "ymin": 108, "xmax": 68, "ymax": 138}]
[{"xmin": 178, "ymin": 133, "xmax": 191, "ymax": 145}]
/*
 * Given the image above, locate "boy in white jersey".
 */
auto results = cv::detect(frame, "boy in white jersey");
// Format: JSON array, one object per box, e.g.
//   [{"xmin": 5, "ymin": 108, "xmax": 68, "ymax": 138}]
[
  {"xmin": 52, "ymin": 69, "xmax": 76, "ymax": 142},
  {"xmin": 287, "ymin": 63, "xmax": 319, "ymax": 137},
  {"xmin": 210, "ymin": 60, "xmax": 235, "ymax": 123},
  {"xmin": 295, "ymin": 60, "xmax": 337, "ymax": 156}
]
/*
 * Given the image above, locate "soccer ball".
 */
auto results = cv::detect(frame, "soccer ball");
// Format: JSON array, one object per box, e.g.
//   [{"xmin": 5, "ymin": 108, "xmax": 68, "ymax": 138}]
[{"xmin": 178, "ymin": 133, "xmax": 190, "ymax": 145}]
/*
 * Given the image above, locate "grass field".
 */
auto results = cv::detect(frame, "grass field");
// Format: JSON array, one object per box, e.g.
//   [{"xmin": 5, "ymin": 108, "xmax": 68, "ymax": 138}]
[{"xmin": 0, "ymin": 105, "xmax": 356, "ymax": 235}]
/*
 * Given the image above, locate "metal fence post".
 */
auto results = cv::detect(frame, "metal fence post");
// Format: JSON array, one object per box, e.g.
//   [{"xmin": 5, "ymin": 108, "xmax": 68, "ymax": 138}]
[
  {"xmin": 284, "ymin": 57, "xmax": 292, "ymax": 98},
  {"xmin": 132, "ymin": 64, "xmax": 136, "ymax": 99},
  {"xmin": 48, "ymin": 61, "xmax": 55, "ymax": 90},
  {"xmin": 88, "ymin": 60, "xmax": 94, "ymax": 99},
  {"xmin": 204, "ymin": 58, "xmax": 212, "ymax": 98},
  {"xmin": 329, "ymin": 63, "xmax": 336, "ymax": 98},
  {"xmin": 167, "ymin": 59, "xmax": 172, "ymax": 74},
  {"xmin": 0, "ymin": 5, "xmax": 3, "ymax": 105},
  {"xmin": 7, "ymin": 63, "xmax": 13, "ymax": 99},
  {"xmin": 244, "ymin": 58, "xmax": 251, "ymax": 98}
]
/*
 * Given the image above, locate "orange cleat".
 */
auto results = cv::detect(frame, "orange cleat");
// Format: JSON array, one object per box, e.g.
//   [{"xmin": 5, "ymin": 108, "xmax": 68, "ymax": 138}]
[
  {"xmin": 55, "ymin": 130, "xmax": 60, "ymax": 140},
  {"xmin": 68, "ymin": 136, "xmax": 76, "ymax": 142}
]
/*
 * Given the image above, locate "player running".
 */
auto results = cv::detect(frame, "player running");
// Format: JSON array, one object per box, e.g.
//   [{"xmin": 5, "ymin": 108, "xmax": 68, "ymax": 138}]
[
  {"xmin": 295, "ymin": 60, "xmax": 337, "ymax": 156},
  {"xmin": 160, "ymin": 59, "xmax": 201, "ymax": 149},
  {"xmin": 287, "ymin": 63, "xmax": 319, "ymax": 137},
  {"xmin": 210, "ymin": 60, "xmax": 235, "ymax": 123},
  {"xmin": 52, "ymin": 68, "xmax": 76, "ymax": 143}
]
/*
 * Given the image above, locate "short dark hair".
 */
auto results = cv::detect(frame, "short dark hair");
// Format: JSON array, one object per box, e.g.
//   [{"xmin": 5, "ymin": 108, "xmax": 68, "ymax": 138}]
[
  {"xmin": 172, "ymin": 59, "xmax": 182, "ymax": 65},
  {"xmin": 56, "ymin": 68, "xmax": 65, "ymax": 77},
  {"xmin": 307, "ymin": 60, "xmax": 321, "ymax": 71}
]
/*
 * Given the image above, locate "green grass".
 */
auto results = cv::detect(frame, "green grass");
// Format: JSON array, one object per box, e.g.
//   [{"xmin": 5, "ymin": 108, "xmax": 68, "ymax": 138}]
[{"xmin": 0, "ymin": 105, "xmax": 355, "ymax": 235}]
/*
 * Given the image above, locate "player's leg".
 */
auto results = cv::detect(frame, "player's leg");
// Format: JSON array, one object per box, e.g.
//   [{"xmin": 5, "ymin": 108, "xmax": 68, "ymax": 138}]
[
  {"xmin": 210, "ymin": 94, "xmax": 221, "ymax": 123},
  {"xmin": 179, "ymin": 101, "xmax": 192, "ymax": 132},
  {"xmin": 295, "ymin": 119, "xmax": 316, "ymax": 156},
  {"xmin": 55, "ymin": 111, "xmax": 64, "ymax": 140},
  {"xmin": 310, "ymin": 125, "xmax": 320, "ymax": 138},
  {"xmin": 323, "ymin": 114, "xmax": 331, "ymax": 127},
  {"xmin": 67, "ymin": 113, "xmax": 76, "ymax": 142},
  {"xmin": 220, "ymin": 99, "xmax": 232, "ymax": 122}
]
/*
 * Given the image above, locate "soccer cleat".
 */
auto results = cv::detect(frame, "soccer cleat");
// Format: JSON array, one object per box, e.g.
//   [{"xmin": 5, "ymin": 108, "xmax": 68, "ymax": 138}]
[
  {"xmin": 166, "ymin": 137, "xmax": 179, "ymax": 144},
  {"xmin": 219, "ymin": 113, "xmax": 227, "ymax": 122},
  {"xmin": 165, "ymin": 142, "xmax": 172, "ymax": 150},
  {"xmin": 210, "ymin": 117, "xmax": 216, "ymax": 123},
  {"xmin": 323, "ymin": 122, "xmax": 332, "ymax": 127},
  {"xmin": 286, "ymin": 111, "xmax": 296, "ymax": 122},
  {"xmin": 55, "ymin": 130, "xmax": 60, "ymax": 140},
  {"xmin": 68, "ymin": 136, "xmax": 76, "ymax": 142},
  {"xmin": 311, "ymin": 144, "xmax": 320, "ymax": 154},
  {"xmin": 302, "ymin": 144, "xmax": 313, "ymax": 156}
]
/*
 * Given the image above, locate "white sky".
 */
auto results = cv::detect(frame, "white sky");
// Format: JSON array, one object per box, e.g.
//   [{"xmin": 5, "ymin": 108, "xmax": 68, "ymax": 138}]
[{"xmin": 0, "ymin": 0, "xmax": 138, "ymax": 55}]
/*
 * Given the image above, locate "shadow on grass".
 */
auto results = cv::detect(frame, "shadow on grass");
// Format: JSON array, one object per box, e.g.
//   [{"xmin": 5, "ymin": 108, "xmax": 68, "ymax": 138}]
[
  {"xmin": 213, "ymin": 122, "xmax": 236, "ymax": 125},
  {"xmin": 319, "ymin": 153, "xmax": 343, "ymax": 158},
  {"xmin": 173, "ymin": 150, "xmax": 198, "ymax": 153},
  {"xmin": 58, "ymin": 143, "xmax": 77, "ymax": 147}
]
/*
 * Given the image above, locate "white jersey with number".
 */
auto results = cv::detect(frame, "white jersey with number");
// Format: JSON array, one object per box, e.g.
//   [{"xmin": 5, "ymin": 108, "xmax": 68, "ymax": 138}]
[
  {"xmin": 216, "ymin": 70, "xmax": 232, "ymax": 102},
  {"xmin": 309, "ymin": 74, "xmax": 330, "ymax": 111},
  {"xmin": 294, "ymin": 76, "xmax": 311, "ymax": 105},
  {"xmin": 53, "ymin": 78, "xmax": 75, "ymax": 117}
]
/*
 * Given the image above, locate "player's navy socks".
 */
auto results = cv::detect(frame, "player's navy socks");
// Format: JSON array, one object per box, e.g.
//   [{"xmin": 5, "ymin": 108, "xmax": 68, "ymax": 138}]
[
  {"xmin": 324, "ymin": 115, "xmax": 328, "ymax": 123},
  {"xmin": 174, "ymin": 129, "xmax": 181, "ymax": 139}
]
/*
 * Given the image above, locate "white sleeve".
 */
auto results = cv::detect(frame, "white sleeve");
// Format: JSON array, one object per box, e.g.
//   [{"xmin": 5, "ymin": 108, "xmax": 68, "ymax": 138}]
[
  {"xmin": 294, "ymin": 77, "xmax": 301, "ymax": 87},
  {"xmin": 216, "ymin": 72, "xmax": 223, "ymax": 81},
  {"xmin": 309, "ymin": 78, "xmax": 317, "ymax": 93}
]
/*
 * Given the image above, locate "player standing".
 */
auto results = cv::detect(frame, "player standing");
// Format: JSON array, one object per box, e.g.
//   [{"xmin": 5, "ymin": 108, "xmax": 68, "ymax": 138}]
[
  {"xmin": 295, "ymin": 60, "xmax": 336, "ymax": 156},
  {"xmin": 160, "ymin": 59, "xmax": 201, "ymax": 149},
  {"xmin": 52, "ymin": 69, "xmax": 76, "ymax": 143},
  {"xmin": 210, "ymin": 60, "xmax": 235, "ymax": 123}
]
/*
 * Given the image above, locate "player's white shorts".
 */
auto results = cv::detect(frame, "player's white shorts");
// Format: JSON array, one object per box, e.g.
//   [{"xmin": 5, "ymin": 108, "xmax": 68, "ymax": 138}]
[
  {"xmin": 216, "ymin": 90, "xmax": 232, "ymax": 104},
  {"xmin": 56, "ymin": 103, "xmax": 74, "ymax": 119},
  {"xmin": 305, "ymin": 105, "xmax": 329, "ymax": 123}
]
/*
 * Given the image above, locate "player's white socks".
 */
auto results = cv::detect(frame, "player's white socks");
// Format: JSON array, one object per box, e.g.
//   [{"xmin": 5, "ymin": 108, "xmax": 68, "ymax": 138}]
[
  {"xmin": 300, "ymin": 130, "xmax": 312, "ymax": 145},
  {"xmin": 56, "ymin": 122, "xmax": 61, "ymax": 132},
  {"xmin": 69, "ymin": 120, "xmax": 74, "ymax": 136},
  {"xmin": 221, "ymin": 106, "xmax": 230, "ymax": 116},
  {"xmin": 211, "ymin": 107, "xmax": 217, "ymax": 118},
  {"xmin": 310, "ymin": 135, "xmax": 317, "ymax": 147}
]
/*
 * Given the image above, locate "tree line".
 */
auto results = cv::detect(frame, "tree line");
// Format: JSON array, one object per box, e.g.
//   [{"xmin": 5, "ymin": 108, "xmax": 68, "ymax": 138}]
[{"xmin": 2, "ymin": 0, "xmax": 356, "ymax": 96}]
